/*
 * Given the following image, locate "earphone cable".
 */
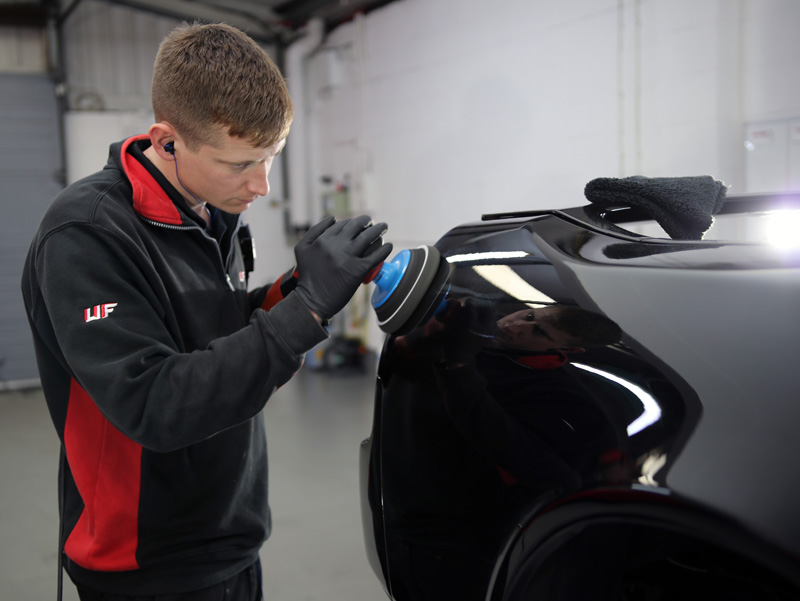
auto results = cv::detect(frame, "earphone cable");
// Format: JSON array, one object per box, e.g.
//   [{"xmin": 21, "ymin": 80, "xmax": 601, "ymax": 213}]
[{"xmin": 171, "ymin": 153, "xmax": 213, "ymax": 222}]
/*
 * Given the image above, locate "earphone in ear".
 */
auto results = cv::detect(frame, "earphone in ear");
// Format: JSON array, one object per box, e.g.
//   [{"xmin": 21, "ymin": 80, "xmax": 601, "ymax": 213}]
[{"xmin": 163, "ymin": 139, "xmax": 213, "ymax": 223}]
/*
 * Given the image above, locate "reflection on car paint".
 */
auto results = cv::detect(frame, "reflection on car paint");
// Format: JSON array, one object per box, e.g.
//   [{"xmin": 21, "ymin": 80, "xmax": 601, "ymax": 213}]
[
  {"xmin": 363, "ymin": 199, "xmax": 800, "ymax": 600},
  {"xmin": 371, "ymin": 225, "xmax": 702, "ymax": 599}
]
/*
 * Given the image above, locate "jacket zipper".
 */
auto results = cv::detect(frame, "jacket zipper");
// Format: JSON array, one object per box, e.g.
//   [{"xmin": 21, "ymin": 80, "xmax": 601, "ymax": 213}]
[{"xmin": 141, "ymin": 217, "xmax": 237, "ymax": 291}]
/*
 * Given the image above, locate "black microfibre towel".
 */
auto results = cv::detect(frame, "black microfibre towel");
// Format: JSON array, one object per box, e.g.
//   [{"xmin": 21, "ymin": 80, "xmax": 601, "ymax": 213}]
[{"xmin": 584, "ymin": 175, "xmax": 728, "ymax": 240}]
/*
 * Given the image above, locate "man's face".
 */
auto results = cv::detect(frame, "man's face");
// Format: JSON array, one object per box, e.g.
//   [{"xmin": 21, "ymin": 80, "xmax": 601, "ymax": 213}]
[
  {"xmin": 494, "ymin": 307, "xmax": 577, "ymax": 352},
  {"xmin": 172, "ymin": 130, "xmax": 285, "ymax": 214}
]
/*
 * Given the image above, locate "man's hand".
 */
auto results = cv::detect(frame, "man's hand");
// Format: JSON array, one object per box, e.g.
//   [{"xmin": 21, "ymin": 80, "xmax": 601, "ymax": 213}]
[{"xmin": 293, "ymin": 215, "xmax": 393, "ymax": 321}]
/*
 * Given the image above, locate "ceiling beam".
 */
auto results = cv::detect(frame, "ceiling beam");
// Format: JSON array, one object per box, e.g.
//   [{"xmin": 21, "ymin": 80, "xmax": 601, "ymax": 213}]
[
  {"xmin": 99, "ymin": 0, "xmax": 286, "ymax": 44},
  {"xmin": 0, "ymin": 4, "xmax": 49, "ymax": 27}
]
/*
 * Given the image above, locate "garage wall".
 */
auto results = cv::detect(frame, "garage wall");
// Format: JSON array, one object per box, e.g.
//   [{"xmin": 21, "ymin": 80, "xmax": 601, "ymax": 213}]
[
  {"xmin": 5, "ymin": 0, "xmax": 797, "ymax": 255},
  {"xmin": 1, "ymin": 0, "xmax": 798, "ymax": 364},
  {"xmin": 302, "ymin": 0, "xmax": 800, "ymax": 251},
  {"xmin": 741, "ymin": 1, "xmax": 800, "ymax": 193},
  {"xmin": 743, "ymin": 0, "xmax": 800, "ymax": 123}
]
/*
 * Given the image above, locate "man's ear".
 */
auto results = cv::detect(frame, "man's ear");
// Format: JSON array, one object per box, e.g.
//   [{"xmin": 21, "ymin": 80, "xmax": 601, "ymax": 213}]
[{"xmin": 148, "ymin": 122, "xmax": 177, "ymax": 160}]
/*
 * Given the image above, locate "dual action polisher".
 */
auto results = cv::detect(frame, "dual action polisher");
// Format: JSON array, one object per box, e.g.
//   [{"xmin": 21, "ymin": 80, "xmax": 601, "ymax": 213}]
[
  {"xmin": 261, "ymin": 245, "xmax": 449, "ymax": 334},
  {"xmin": 364, "ymin": 245, "xmax": 451, "ymax": 335}
]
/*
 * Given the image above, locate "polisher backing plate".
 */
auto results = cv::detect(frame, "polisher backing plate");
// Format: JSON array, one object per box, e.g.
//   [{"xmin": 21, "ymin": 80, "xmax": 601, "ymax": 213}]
[
  {"xmin": 390, "ymin": 254, "xmax": 451, "ymax": 336},
  {"xmin": 374, "ymin": 245, "xmax": 442, "ymax": 334}
]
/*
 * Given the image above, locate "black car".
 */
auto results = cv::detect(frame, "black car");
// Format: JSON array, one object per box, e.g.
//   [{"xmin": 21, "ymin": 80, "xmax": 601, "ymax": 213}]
[{"xmin": 359, "ymin": 184, "xmax": 800, "ymax": 600}]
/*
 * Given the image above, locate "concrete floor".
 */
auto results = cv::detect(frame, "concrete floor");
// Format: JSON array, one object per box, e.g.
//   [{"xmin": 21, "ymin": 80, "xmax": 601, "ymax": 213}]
[{"xmin": 0, "ymin": 366, "xmax": 388, "ymax": 600}]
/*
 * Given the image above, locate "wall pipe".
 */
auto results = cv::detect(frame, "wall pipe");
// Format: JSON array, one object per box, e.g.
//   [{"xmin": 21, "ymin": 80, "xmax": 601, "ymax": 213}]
[
  {"xmin": 48, "ymin": 0, "xmax": 74, "ymax": 188},
  {"xmin": 285, "ymin": 18, "xmax": 325, "ymax": 232}
]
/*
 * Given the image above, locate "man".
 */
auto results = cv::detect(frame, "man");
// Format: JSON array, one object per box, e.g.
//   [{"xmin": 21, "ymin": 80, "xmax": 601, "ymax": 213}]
[
  {"xmin": 490, "ymin": 304, "xmax": 622, "ymax": 359},
  {"xmin": 21, "ymin": 22, "xmax": 391, "ymax": 600}
]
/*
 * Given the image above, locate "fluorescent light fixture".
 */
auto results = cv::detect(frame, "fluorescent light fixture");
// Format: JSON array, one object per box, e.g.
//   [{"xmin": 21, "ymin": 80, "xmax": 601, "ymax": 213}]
[
  {"xmin": 638, "ymin": 453, "xmax": 668, "ymax": 486},
  {"xmin": 471, "ymin": 264, "xmax": 556, "ymax": 306},
  {"xmin": 572, "ymin": 363, "xmax": 662, "ymax": 436},
  {"xmin": 763, "ymin": 210, "xmax": 800, "ymax": 249},
  {"xmin": 446, "ymin": 251, "xmax": 529, "ymax": 263}
]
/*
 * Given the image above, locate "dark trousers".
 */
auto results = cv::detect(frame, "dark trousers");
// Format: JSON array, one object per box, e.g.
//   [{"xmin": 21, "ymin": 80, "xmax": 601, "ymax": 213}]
[{"xmin": 74, "ymin": 560, "xmax": 263, "ymax": 601}]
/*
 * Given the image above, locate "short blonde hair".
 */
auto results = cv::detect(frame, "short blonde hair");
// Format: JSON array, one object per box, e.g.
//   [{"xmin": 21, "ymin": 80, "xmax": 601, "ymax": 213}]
[{"xmin": 152, "ymin": 22, "xmax": 293, "ymax": 149}]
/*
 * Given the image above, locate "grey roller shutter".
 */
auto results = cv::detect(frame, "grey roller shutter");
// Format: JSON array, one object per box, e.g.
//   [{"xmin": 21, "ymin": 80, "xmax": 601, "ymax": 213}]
[{"xmin": 0, "ymin": 73, "xmax": 63, "ymax": 386}]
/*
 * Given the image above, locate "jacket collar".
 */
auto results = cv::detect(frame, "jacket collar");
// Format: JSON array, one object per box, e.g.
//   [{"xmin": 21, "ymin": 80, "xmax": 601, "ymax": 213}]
[
  {"xmin": 514, "ymin": 352, "xmax": 568, "ymax": 370},
  {"xmin": 118, "ymin": 135, "xmax": 184, "ymax": 225},
  {"xmin": 483, "ymin": 347, "xmax": 569, "ymax": 370}
]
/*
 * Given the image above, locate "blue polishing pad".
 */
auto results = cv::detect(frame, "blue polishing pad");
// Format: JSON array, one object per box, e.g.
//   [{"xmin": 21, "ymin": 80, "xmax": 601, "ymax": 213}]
[{"xmin": 371, "ymin": 249, "xmax": 411, "ymax": 309}]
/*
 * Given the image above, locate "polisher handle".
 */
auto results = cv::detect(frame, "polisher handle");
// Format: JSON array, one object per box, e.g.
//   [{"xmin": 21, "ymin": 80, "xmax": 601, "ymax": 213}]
[{"xmin": 363, "ymin": 262, "xmax": 384, "ymax": 284}]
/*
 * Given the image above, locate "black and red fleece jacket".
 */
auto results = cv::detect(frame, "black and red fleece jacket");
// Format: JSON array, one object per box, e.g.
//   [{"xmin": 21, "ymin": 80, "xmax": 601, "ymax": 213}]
[{"xmin": 21, "ymin": 136, "xmax": 328, "ymax": 595}]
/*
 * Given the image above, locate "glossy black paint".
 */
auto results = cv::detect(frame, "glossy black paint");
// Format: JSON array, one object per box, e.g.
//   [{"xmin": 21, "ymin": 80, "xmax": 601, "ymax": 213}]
[{"xmin": 360, "ymin": 195, "xmax": 800, "ymax": 600}]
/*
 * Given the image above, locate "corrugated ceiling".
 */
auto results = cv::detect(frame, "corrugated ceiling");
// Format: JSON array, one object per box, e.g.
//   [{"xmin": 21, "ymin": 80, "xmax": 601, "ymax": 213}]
[{"xmin": 0, "ymin": 0, "xmax": 401, "ymax": 44}]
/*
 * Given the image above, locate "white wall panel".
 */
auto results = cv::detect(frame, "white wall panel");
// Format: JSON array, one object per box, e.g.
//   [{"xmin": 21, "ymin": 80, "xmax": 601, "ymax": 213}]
[
  {"xmin": 0, "ymin": 26, "xmax": 47, "ymax": 73},
  {"xmin": 740, "ymin": 1, "xmax": 800, "ymax": 192},
  {"xmin": 63, "ymin": 0, "xmax": 179, "ymax": 111},
  {"xmin": 744, "ymin": 120, "xmax": 788, "ymax": 193},
  {"xmin": 743, "ymin": 0, "xmax": 800, "ymax": 122},
  {"xmin": 301, "ymin": 0, "xmax": 799, "ymax": 253},
  {"xmin": 64, "ymin": 110, "xmax": 154, "ymax": 183},
  {"xmin": 305, "ymin": 0, "xmax": 634, "ymax": 248},
  {"xmin": 790, "ymin": 119, "xmax": 800, "ymax": 191}
]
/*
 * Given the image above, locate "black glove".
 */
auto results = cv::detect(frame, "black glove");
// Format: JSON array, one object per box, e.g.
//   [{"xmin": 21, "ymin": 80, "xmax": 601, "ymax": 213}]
[{"xmin": 294, "ymin": 215, "xmax": 393, "ymax": 321}]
